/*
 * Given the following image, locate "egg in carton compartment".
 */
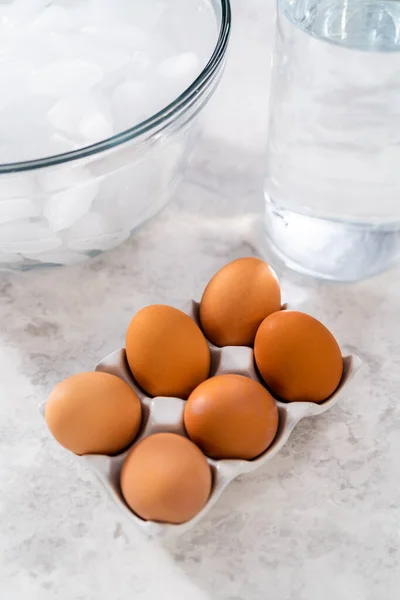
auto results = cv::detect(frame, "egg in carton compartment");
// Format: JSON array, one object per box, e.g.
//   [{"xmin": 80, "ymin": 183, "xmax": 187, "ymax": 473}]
[{"xmin": 40, "ymin": 300, "xmax": 359, "ymax": 539}]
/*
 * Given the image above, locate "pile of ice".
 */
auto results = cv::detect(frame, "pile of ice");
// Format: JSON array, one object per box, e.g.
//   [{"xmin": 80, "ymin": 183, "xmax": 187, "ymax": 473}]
[
  {"xmin": 0, "ymin": 0, "xmax": 216, "ymax": 163},
  {"xmin": 0, "ymin": 0, "xmax": 217, "ymax": 267}
]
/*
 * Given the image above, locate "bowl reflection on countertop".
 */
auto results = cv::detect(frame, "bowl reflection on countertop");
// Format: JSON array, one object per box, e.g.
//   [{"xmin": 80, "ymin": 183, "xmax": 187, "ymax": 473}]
[{"xmin": 0, "ymin": 0, "xmax": 231, "ymax": 271}]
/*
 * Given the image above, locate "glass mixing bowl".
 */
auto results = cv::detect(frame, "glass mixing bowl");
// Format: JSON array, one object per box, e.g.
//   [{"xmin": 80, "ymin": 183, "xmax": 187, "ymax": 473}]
[{"xmin": 0, "ymin": 0, "xmax": 231, "ymax": 270}]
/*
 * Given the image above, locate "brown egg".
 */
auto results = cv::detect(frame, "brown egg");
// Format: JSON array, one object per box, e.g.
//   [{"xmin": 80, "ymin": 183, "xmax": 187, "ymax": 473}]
[
  {"xmin": 184, "ymin": 374, "xmax": 279, "ymax": 460},
  {"xmin": 126, "ymin": 305, "xmax": 210, "ymax": 399},
  {"xmin": 199, "ymin": 257, "xmax": 281, "ymax": 347},
  {"xmin": 254, "ymin": 311, "xmax": 343, "ymax": 403},
  {"xmin": 45, "ymin": 372, "xmax": 142, "ymax": 455},
  {"xmin": 120, "ymin": 433, "xmax": 212, "ymax": 524}
]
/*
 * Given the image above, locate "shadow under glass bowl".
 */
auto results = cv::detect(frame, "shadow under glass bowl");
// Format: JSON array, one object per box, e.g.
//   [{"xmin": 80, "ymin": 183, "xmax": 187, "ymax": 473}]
[{"xmin": 0, "ymin": 0, "xmax": 231, "ymax": 271}]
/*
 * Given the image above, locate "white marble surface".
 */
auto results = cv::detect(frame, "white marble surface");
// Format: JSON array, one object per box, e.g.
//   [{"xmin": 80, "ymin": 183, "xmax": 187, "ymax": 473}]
[{"xmin": 1, "ymin": 1, "xmax": 400, "ymax": 598}]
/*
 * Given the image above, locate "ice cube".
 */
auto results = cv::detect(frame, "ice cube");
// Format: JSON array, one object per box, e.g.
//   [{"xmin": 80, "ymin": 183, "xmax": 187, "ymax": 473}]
[
  {"xmin": 82, "ymin": 23, "xmax": 149, "ymax": 50},
  {"xmin": 161, "ymin": 0, "xmax": 218, "ymax": 58},
  {"xmin": 73, "ymin": 0, "xmax": 166, "ymax": 29},
  {"xmin": 8, "ymin": 0, "xmax": 51, "ymax": 24},
  {"xmin": 115, "ymin": 0, "xmax": 167, "ymax": 30},
  {"xmin": 65, "ymin": 26, "xmax": 132, "ymax": 74},
  {"xmin": 0, "ymin": 94, "xmax": 64, "ymax": 161},
  {"xmin": 83, "ymin": 41, "xmax": 130, "ymax": 75},
  {"xmin": 93, "ymin": 153, "xmax": 160, "ymax": 220},
  {"xmin": 45, "ymin": 133, "xmax": 80, "ymax": 157},
  {"xmin": 38, "ymin": 164, "xmax": 95, "ymax": 193},
  {"xmin": 157, "ymin": 52, "xmax": 200, "ymax": 81},
  {"xmin": 67, "ymin": 212, "xmax": 108, "ymax": 237},
  {"xmin": 31, "ymin": 5, "xmax": 73, "ymax": 31},
  {"xmin": 130, "ymin": 50, "xmax": 152, "ymax": 75},
  {"xmin": 111, "ymin": 81, "xmax": 148, "ymax": 130},
  {"xmin": 67, "ymin": 212, "xmax": 130, "ymax": 251},
  {"xmin": 43, "ymin": 180, "xmax": 100, "ymax": 232},
  {"xmin": 78, "ymin": 111, "xmax": 114, "ymax": 144},
  {"xmin": 0, "ymin": 95, "xmax": 55, "ymax": 162},
  {"xmin": 48, "ymin": 98, "xmax": 85, "ymax": 139},
  {"xmin": 154, "ymin": 53, "xmax": 201, "ymax": 108},
  {"xmin": 48, "ymin": 93, "xmax": 113, "ymax": 142},
  {"xmin": 0, "ymin": 221, "xmax": 62, "ymax": 254},
  {"xmin": 0, "ymin": 62, "xmax": 34, "ymax": 112},
  {"xmin": 69, "ymin": 0, "xmax": 113, "ymax": 27},
  {"xmin": 0, "ymin": 5, "xmax": 10, "ymax": 27},
  {"xmin": 99, "ymin": 52, "xmax": 152, "ymax": 97},
  {"xmin": 31, "ymin": 60, "xmax": 103, "ymax": 96},
  {"xmin": 0, "ymin": 198, "xmax": 40, "ymax": 224},
  {"xmin": 0, "ymin": 175, "xmax": 37, "ymax": 200},
  {"xmin": 137, "ymin": 0, "xmax": 167, "ymax": 28}
]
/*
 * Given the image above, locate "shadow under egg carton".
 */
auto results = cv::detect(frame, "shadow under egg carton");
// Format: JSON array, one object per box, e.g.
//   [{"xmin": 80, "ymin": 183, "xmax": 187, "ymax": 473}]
[{"xmin": 60, "ymin": 300, "xmax": 359, "ymax": 539}]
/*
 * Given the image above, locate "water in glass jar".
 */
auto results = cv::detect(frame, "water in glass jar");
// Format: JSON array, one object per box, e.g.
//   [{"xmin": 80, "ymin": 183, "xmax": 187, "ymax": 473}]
[{"xmin": 264, "ymin": 0, "xmax": 400, "ymax": 281}]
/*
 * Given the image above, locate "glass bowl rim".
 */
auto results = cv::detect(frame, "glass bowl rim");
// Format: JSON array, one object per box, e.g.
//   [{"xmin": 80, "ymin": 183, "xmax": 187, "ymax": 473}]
[{"xmin": 0, "ymin": 0, "xmax": 231, "ymax": 175}]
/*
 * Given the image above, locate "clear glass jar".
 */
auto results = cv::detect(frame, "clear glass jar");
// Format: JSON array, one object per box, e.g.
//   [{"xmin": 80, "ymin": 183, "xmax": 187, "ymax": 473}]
[
  {"xmin": 264, "ymin": 0, "xmax": 400, "ymax": 282},
  {"xmin": 0, "ymin": 0, "xmax": 231, "ymax": 270}
]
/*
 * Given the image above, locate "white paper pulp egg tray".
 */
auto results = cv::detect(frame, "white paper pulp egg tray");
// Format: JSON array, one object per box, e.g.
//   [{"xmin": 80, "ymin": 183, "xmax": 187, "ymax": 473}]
[{"xmin": 42, "ymin": 301, "xmax": 361, "ymax": 539}]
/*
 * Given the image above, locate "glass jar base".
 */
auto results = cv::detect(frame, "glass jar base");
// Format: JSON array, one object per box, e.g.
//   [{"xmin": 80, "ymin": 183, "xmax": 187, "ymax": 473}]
[{"xmin": 264, "ymin": 199, "xmax": 400, "ymax": 282}]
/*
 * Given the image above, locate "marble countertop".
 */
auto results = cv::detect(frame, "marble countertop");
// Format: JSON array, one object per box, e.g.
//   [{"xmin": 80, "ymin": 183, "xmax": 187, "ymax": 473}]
[{"xmin": 2, "ymin": 1, "xmax": 400, "ymax": 598}]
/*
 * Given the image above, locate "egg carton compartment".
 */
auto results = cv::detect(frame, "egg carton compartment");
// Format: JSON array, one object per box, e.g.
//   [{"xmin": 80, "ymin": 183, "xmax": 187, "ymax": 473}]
[{"xmin": 44, "ymin": 300, "xmax": 358, "ymax": 539}]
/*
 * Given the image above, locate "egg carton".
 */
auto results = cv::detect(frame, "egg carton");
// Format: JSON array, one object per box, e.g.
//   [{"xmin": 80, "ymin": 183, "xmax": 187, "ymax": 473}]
[{"xmin": 42, "ymin": 301, "xmax": 361, "ymax": 538}]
